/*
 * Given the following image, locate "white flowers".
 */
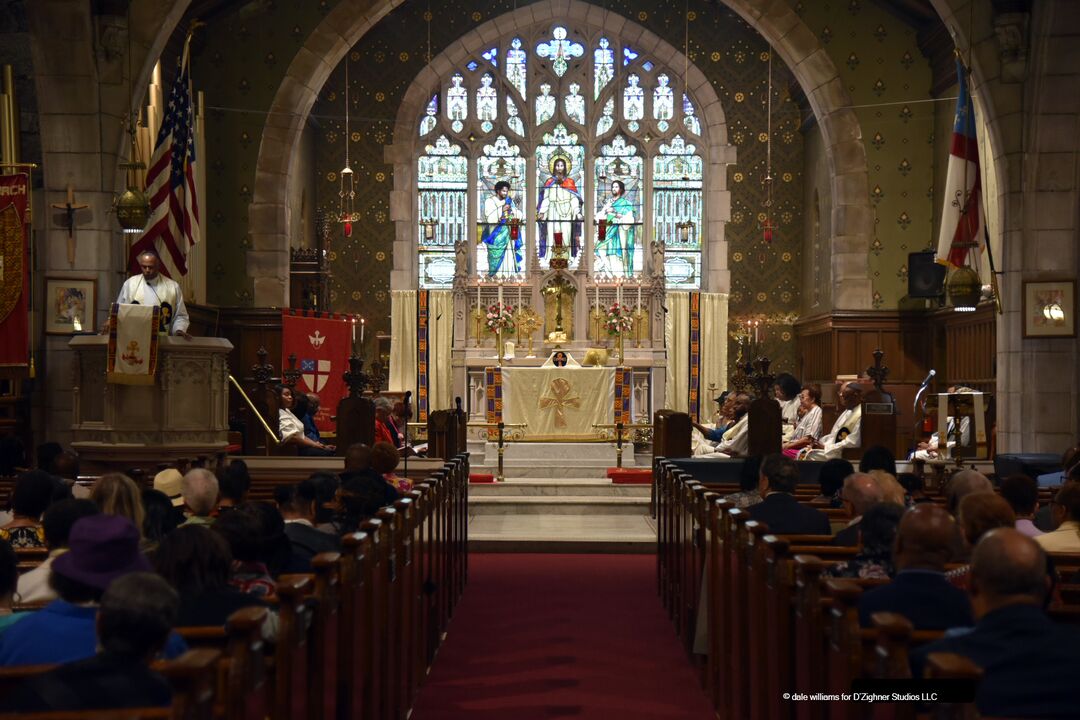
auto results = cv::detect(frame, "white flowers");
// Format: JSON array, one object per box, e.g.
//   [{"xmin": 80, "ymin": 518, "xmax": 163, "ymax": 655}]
[{"xmin": 604, "ymin": 302, "xmax": 634, "ymax": 335}]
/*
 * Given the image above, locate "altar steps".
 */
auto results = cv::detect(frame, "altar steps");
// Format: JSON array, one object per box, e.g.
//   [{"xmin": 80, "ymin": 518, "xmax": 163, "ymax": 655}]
[{"xmin": 467, "ymin": 477, "xmax": 655, "ymax": 553}]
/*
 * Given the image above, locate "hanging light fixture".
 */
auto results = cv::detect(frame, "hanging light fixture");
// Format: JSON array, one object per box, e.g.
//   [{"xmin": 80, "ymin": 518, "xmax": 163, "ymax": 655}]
[
  {"xmin": 761, "ymin": 47, "xmax": 775, "ymax": 243},
  {"xmin": 114, "ymin": 6, "xmax": 149, "ymax": 234},
  {"xmin": 338, "ymin": 53, "xmax": 358, "ymax": 237}
]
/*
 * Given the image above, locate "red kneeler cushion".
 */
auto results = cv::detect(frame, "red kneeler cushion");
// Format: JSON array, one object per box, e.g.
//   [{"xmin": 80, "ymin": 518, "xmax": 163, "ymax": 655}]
[
  {"xmin": 470, "ymin": 473, "xmax": 496, "ymax": 484},
  {"xmin": 607, "ymin": 468, "xmax": 652, "ymax": 484}
]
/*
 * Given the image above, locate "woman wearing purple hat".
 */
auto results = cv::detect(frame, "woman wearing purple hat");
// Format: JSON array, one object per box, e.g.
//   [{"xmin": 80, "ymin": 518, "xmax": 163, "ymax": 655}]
[{"xmin": 0, "ymin": 514, "xmax": 187, "ymax": 666}]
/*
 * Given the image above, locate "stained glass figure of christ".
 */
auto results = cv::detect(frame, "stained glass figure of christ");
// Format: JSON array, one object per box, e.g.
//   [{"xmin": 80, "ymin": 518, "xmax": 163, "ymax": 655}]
[{"xmin": 536, "ymin": 152, "xmax": 584, "ymax": 265}]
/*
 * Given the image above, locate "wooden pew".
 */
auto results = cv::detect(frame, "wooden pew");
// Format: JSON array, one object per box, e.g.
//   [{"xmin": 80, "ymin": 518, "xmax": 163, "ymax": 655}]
[
  {"xmin": 922, "ymin": 653, "xmax": 982, "ymax": 720},
  {"xmin": 0, "ymin": 647, "xmax": 221, "ymax": 719},
  {"xmin": 272, "ymin": 575, "xmax": 314, "ymax": 720},
  {"xmin": 14, "ymin": 546, "xmax": 48, "ymax": 574},
  {"xmin": 308, "ymin": 552, "xmax": 341, "ymax": 720},
  {"xmin": 338, "ymin": 531, "xmax": 373, "ymax": 720}
]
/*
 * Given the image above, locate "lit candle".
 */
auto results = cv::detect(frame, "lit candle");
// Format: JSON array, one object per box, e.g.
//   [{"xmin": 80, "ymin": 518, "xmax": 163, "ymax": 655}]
[
  {"xmin": 517, "ymin": 283, "xmax": 522, "ymax": 309},
  {"xmin": 754, "ymin": 321, "xmax": 759, "ymax": 344},
  {"xmin": 554, "ymin": 231, "xmax": 564, "ymax": 247},
  {"xmin": 498, "ymin": 279, "xmax": 503, "ymax": 305},
  {"xmin": 351, "ymin": 318, "xmax": 356, "ymax": 347},
  {"xmin": 360, "ymin": 318, "xmax": 365, "ymax": 346},
  {"xmin": 636, "ymin": 282, "xmax": 642, "ymax": 309},
  {"xmin": 476, "ymin": 279, "xmax": 482, "ymax": 310},
  {"xmin": 595, "ymin": 282, "xmax": 600, "ymax": 310},
  {"xmin": 617, "ymin": 278, "xmax": 622, "ymax": 306}
]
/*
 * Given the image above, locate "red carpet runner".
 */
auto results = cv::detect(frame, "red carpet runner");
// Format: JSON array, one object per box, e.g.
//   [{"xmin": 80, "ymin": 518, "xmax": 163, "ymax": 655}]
[{"xmin": 410, "ymin": 554, "xmax": 715, "ymax": 719}]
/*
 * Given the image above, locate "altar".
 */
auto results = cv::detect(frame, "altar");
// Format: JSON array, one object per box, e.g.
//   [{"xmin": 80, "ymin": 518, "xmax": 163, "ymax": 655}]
[{"xmin": 495, "ymin": 366, "xmax": 631, "ymax": 441}]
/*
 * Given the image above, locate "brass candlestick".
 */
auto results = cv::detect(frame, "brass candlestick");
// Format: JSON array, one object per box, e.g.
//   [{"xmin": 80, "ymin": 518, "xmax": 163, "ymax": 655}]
[{"xmin": 633, "ymin": 306, "xmax": 646, "ymax": 347}]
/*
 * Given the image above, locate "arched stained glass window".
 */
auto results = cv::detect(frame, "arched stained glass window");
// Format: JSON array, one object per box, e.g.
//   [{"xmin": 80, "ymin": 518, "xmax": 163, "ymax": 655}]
[
  {"xmin": 417, "ymin": 136, "xmax": 467, "ymax": 288},
  {"xmin": 415, "ymin": 25, "xmax": 711, "ymax": 289}
]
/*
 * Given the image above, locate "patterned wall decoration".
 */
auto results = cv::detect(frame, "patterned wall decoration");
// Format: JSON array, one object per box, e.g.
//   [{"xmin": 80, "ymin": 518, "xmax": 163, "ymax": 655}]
[
  {"xmin": 309, "ymin": 0, "xmax": 805, "ymax": 374},
  {"xmin": 796, "ymin": 0, "xmax": 935, "ymax": 310}
]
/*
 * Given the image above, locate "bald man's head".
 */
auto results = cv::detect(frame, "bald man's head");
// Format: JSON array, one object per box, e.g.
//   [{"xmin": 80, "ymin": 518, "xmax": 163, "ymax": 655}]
[
  {"xmin": 971, "ymin": 528, "xmax": 1049, "ymax": 614},
  {"xmin": 894, "ymin": 503, "xmax": 955, "ymax": 571},
  {"xmin": 842, "ymin": 472, "xmax": 884, "ymax": 517},
  {"xmin": 946, "ymin": 469, "xmax": 993, "ymax": 515}
]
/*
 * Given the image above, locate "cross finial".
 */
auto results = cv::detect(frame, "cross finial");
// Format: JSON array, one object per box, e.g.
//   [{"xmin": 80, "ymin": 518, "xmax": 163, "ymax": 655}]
[
  {"xmin": 866, "ymin": 348, "xmax": 889, "ymax": 393},
  {"xmin": 751, "ymin": 356, "xmax": 775, "ymax": 399},
  {"xmin": 343, "ymin": 355, "xmax": 374, "ymax": 398},
  {"xmin": 251, "ymin": 347, "xmax": 273, "ymax": 386}
]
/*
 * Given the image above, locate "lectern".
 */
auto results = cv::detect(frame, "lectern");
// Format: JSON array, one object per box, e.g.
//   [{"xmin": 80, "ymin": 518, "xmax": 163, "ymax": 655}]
[{"xmin": 69, "ymin": 335, "xmax": 233, "ymax": 472}]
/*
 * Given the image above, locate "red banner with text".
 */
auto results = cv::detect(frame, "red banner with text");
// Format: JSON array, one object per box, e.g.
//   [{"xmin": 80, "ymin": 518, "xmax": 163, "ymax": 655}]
[
  {"xmin": 281, "ymin": 310, "xmax": 356, "ymax": 434},
  {"xmin": 0, "ymin": 173, "xmax": 29, "ymax": 368}
]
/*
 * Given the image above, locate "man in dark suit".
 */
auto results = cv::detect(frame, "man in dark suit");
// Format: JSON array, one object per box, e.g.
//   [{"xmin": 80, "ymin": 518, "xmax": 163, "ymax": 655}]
[
  {"xmin": 10, "ymin": 572, "xmax": 177, "ymax": 711},
  {"xmin": 832, "ymin": 472, "xmax": 884, "ymax": 546},
  {"xmin": 277, "ymin": 479, "xmax": 340, "ymax": 562},
  {"xmin": 912, "ymin": 528, "xmax": 1080, "ymax": 718},
  {"xmin": 747, "ymin": 454, "xmax": 831, "ymax": 535},
  {"xmin": 858, "ymin": 504, "xmax": 973, "ymax": 629}
]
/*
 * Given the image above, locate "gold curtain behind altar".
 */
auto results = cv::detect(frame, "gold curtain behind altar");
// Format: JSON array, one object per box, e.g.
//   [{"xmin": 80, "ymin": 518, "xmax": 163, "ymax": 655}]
[
  {"xmin": 390, "ymin": 290, "xmax": 453, "ymax": 411},
  {"xmin": 665, "ymin": 291, "xmax": 729, "ymax": 417},
  {"xmin": 502, "ymin": 367, "xmax": 614, "ymax": 440}
]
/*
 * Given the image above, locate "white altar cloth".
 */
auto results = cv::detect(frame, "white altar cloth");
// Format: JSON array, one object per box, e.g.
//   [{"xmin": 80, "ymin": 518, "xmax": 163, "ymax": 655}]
[{"xmin": 501, "ymin": 367, "xmax": 615, "ymax": 441}]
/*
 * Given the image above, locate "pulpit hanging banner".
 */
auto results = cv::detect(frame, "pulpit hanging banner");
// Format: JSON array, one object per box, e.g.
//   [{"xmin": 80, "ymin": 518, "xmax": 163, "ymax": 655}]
[
  {"xmin": 0, "ymin": 173, "xmax": 29, "ymax": 368},
  {"xmin": 107, "ymin": 303, "xmax": 160, "ymax": 384},
  {"xmin": 281, "ymin": 310, "xmax": 356, "ymax": 434}
]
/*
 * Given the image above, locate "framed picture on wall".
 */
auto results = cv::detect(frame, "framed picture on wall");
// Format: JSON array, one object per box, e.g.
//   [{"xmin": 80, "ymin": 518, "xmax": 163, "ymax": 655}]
[
  {"xmin": 44, "ymin": 277, "xmax": 96, "ymax": 335},
  {"xmin": 1023, "ymin": 279, "xmax": 1076, "ymax": 339}
]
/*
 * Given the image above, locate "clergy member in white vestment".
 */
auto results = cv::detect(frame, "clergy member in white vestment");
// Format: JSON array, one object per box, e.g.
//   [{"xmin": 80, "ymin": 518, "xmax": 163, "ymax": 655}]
[
  {"xmin": 698, "ymin": 393, "xmax": 751, "ymax": 457},
  {"xmin": 800, "ymin": 382, "xmax": 863, "ymax": 461},
  {"xmin": 911, "ymin": 387, "xmax": 975, "ymax": 461},
  {"xmin": 115, "ymin": 250, "xmax": 191, "ymax": 337}
]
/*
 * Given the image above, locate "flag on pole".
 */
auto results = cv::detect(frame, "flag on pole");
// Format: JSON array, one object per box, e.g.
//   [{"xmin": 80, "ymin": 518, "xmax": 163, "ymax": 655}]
[
  {"xmin": 936, "ymin": 59, "xmax": 983, "ymax": 268},
  {"xmin": 129, "ymin": 37, "xmax": 200, "ymax": 278}
]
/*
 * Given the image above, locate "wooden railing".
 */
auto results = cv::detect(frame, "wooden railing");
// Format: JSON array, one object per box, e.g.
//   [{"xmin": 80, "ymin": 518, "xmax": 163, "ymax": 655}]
[{"xmin": 0, "ymin": 454, "xmax": 470, "ymax": 720}]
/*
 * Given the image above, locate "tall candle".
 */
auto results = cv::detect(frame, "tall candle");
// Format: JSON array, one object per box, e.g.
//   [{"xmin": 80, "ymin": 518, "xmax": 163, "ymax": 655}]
[
  {"xmin": 636, "ymin": 282, "xmax": 642, "ymax": 309},
  {"xmin": 360, "ymin": 318, "xmax": 365, "ymax": 346},
  {"xmin": 476, "ymin": 279, "xmax": 481, "ymax": 310},
  {"xmin": 595, "ymin": 282, "xmax": 600, "ymax": 310},
  {"xmin": 517, "ymin": 284, "xmax": 522, "ymax": 310},
  {"xmin": 351, "ymin": 318, "xmax": 356, "ymax": 347},
  {"xmin": 498, "ymin": 280, "xmax": 503, "ymax": 305}
]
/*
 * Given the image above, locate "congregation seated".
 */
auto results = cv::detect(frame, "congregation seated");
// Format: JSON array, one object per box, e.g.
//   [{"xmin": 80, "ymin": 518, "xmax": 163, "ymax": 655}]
[
  {"xmin": 1036, "ymin": 482, "xmax": 1080, "ymax": 553},
  {"xmin": 720, "ymin": 456, "xmax": 763, "ymax": 509},
  {"xmin": 8, "ymin": 572, "xmax": 179, "ymax": 712},
  {"xmin": 0, "ymin": 470, "xmax": 52, "ymax": 549},
  {"xmin": 90, "ymin": 472, "xmax": 146, "ymax": 540},
  {"xmin": 0, "ymin": 514, "xmax": 188, "ymax": 666},
  {"xmin": 800, "ymin": 381, "xmax": 862, "ymax": 461},
  {"xmin": 339, "ymin": 442, "xmax": 399, "ymax": 513},
  {"xmin": 772, "ymin": 373, "xmax": 802, "ymax": 429},
  {"xmin": 373, "ymin": 440, "xmax": 413, "ymax": 495},
  {"xmin": 217, "ymin": 458, "xmax": 252, "ymax": 513},
  {"xmin": 808, "ymin": 457, "xmax": 852, "ymax": 506},
  {"xmin": 945, "ymin": 468, "xmax": 993, "ymax": 516},
  {"xmin": 747, "ymin": 454, "xmax": 830, "ymax": 535},
  {"xmin": 1000, "ymin": 473, "xmax": 1044, "ymax": 538},
  {"xmin": 0, "ymin": 540, "xmax": 20, "ymax": 638},
  {"xmin": 305, "ymin": 470, "xmax": 342, "ymax": 534},
  {"xmin": 832, "ymin": 472, "xmax": 884, "ymax": 547},
  {"xmin": 210, "ymin": 507, "xmax": 276, "ymax": 598},
  {"xmin": 16, "ymin": 498, "xmax": 99, "ymax": 604},
  {"xmin": 275, "ymin": 479, "xmax": 340, "ymax": 562},
  {"xmin": 277, "ymin": 383, "xmax": 334, "ymax": 456},
  {"xmin": 152, "ymin": 467, "xmax": 185, "ymax": 508},
  {"xmin": 152, "ymin": 525, "xmax": 272, "ymax": 635},
  {"xmin": 180, "ymin": 468, "xmax": 219, "ymax": 527},
  {"xmin": 781, "ymin": 383, "xmax": 823, "ymax": 456},
  {"xmin": 946, "ymin": 491, "xmax": 1016, "ymax": 590},
  {"xmin": 857, "ymin": 503, "xmax": 973, "ymax": 630},
  {"xmin": 912, "ymin": 528, "xmax": 1080, "ymax": 719},
  {"xmin": 824, "ymin": 502, "xmax": 904, "ymax": 580},
  {"xmin": 141, "ymin": 488, "xmax": 184, "ymax": 552}
]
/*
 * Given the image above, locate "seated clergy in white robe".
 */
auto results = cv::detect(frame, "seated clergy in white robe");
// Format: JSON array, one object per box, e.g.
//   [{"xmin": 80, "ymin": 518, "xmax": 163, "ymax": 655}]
[
  {"xmin": 115, "ymin": 250, "xmax": 190, "ymax": 336},
  {"xmin": 911, "ymin": 386, "xmax": 976, "ymax": 462},
  {"xmin": 789, "ymin": 404, "xmax": 823, "ymax": 445},
  {"xmin": 541, "ymin": 350, "xmax": 581, "ymax": 368},
  {"xmin": 697, "ymin": 393, "xmax": 752, "ymax": 458},
  {"xmin": 800, "ymin": 382, "xmax": 863, "ymax": 461}
]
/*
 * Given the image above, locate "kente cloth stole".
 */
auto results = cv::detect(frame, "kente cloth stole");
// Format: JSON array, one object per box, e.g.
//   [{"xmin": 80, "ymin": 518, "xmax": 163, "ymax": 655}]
[{"xmin": 107, "ymin": 303, "xmax": 160, "ymax": 385}]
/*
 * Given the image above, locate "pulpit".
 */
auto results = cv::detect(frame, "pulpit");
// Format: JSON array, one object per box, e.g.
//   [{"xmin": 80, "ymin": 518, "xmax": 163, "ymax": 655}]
[{"xmin": 69, "ymin": 335, "xmax": 233, "ymax": 472}]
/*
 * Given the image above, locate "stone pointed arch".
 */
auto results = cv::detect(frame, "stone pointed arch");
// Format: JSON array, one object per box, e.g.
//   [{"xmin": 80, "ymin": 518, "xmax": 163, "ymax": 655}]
[
  {"xmin": 384, "ymin": 1, "xmax": 734, "ymax": 294},
  {"xmin": 249, "ymin": 0, "xmax": 873, "ymax": 309}
]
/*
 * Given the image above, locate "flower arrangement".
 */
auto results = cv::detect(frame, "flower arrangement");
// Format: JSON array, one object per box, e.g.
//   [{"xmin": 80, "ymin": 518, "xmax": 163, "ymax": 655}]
[
  {"xmin": 604, "ymin": 302, "xmax": 634, "ymax": 336},
  {"xmin": 485, "ymin": 302, "xmax": 516, "ymax": 333}
]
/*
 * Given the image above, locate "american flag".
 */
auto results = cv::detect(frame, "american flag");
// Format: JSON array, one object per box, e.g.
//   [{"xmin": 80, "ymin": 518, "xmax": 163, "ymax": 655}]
[
  {"xmin": 935, "ymin": 59, "xmax": 983, "ymax": 269},
  {"xmin": 130, "ymin": 42, "xmax": 200, "ymax": 278}
]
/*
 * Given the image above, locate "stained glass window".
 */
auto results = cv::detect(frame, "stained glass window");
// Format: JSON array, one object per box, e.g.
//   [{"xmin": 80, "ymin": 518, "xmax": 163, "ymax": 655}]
[
  {"xmin": 594, "ymin": 38, "xmax": 614, "ymax": 100},
  {"xmin": 564, "ymin": 82, "xmax": 585, "ymax": 125},
  {"xmin": 446, "ymin": 73, "xmax": 467, "ymax": 133},
  {"xmin": 476, "ymin": 72, "xmax": 497, "ymax": 133},
  {"xmin": 594, "ymin": 136, "xmax": 644, "ymax": 279},
  {"xmin": 653, "ymin": 136, "xmax": 703, "ymax": 289},
  {"xmin": 477, "ymin": 136, "xmax": 527, "ymax": 280},
  {"xmin": 535, "ymin": 83, "xmax": 555, "ymax": 126},
  {"xmin": 418, "ymin": 136, "xmax": 468, "ymax": 289},
  {"xmin": 419, "ymin": 94, "xmax": 438, "ymax": 137},
  {"xmin": 536, "ymin": 26, "xmax": 583, "ymax": 77},
  {"xmin": 536, "ymin": 124, "xmax": 584, "ymax": 270},
  {"xmin": 506, "ymin": 37, "xmax": 526, "ymax": 98},
  {"xmin": 414, "ymin": 27, "xmax": 712, "ymax": 290}
]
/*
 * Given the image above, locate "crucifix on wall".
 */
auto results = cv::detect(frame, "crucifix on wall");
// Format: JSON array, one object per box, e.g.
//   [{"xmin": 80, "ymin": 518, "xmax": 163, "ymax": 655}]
[{"xmin": 51, "ymin": 184, "xmax": 89, "ymax": 268}]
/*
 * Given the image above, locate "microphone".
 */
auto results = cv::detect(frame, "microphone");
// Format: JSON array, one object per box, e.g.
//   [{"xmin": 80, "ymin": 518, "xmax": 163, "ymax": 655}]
[{"xmin": 919, "ymin": 369, "xmax": 936, "ymax": 388}]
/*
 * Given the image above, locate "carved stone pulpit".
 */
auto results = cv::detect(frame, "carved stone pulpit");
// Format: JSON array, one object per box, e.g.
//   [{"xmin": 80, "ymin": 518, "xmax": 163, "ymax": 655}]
[{"xmin": 69, "ymin": 335, "xmax": 233, "ymax": 472}]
